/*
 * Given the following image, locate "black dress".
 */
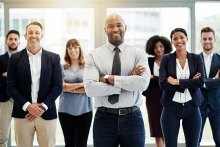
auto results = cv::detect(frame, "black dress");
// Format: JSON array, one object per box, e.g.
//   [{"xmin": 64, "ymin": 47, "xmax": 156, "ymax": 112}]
[{"xmin": 143, "ymin": 57, "xmax": 163, "ymax": 137}]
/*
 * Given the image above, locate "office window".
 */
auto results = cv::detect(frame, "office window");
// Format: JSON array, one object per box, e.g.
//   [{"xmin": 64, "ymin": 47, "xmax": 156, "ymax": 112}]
[
  {"xmin": 195, "ymin": 2, "xmax": 220, "ymax": 54},
  {"xmin": 9, "ymin": 8, "xmax": 95, "ymax": 146},
  {"xmin": 0, "ymin": 3, "xmax": 4, "ymax": 54},
  {"xmin": 107, "ymin": 8, "xmax": 190, "ymax": 51},
  {"xmin": 107, "ymin": 8, "xmax": 190, "ymax": 142}
]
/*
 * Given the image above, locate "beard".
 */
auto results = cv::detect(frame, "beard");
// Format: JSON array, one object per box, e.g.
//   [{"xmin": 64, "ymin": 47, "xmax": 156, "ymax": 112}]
[{"xmin": 8, "ymin": 46, "xmax": 18, "ymax": 51}]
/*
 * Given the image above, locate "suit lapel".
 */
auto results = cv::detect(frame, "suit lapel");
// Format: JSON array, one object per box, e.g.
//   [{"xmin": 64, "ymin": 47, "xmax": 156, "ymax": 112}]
[
  {"xmin": 209, "ymin": 53, "xmax": 218, "ymax": 77},
  {"xmin": 200, "ymin": 53, "xmax": 207, "ymax": 78},
  {"xmin": 40, "ymin": 49, "xmax": 47, "ymax": 84},
  {"xmin": 170, "ymin": 52, "xmax": 177, "ymax": 78},
  {"xmin": 187, "ymin": 52, "xmax": 194, "ymax": 78},
  {"xmin": 21, "ymin": 49, "xmax": 31, "ymax": 79}
]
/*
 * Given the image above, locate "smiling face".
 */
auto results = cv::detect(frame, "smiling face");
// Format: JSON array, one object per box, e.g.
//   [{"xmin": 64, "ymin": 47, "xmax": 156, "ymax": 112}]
[
  {"xmin": 171, "ymin": 31, "xmax": 188, "ymax": 51},
  {"xmin": 154, "ymin": 41, "xmax": 165, "ymax": 57},
  {"xmin": 104, "ymin": 14, "xmax": 127, "ymax": 46},
  {"xmin": 67, "ymin": 44, "xmax": 80, "ymax": 60},
  {"xmin": 201, "ymin": 32, "xmax": 216, "ymax": 52},
  {"xmin": 6, "ymin": 33, "xmax": 20, "ymax": 51},
  {"xmin": 24, "ymin": 24, "xmax": 43, "ymax": 51}
]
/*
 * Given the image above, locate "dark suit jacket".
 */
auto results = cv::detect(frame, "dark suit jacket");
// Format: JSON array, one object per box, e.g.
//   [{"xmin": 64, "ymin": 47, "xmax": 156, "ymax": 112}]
[
  {"xmin": 159, "ymin": 52, "xmax": 204, "ymax": 107},
  {"xmin": 7, "ymin": 48, "xmax": 62, "ymax": 120},
  {"xmin": 200, "ymin": 53, "xmax": 220, "ymax": 110},
  {"xmin": 0, "ymin": 52, "xmax": 10, "ymax": 102},
  {"xmin": 142, "ymin": 57, "xmax": 159, "ymax": 98}
]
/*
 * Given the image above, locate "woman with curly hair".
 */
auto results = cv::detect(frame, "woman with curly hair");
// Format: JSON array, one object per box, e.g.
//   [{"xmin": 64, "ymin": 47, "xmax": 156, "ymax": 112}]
[
  {"xmin": 58, "ymin": 38, "xmax": 93, "ymax": 147},
  {"xmin": 143, "ymin": 35, "xmax": 172, "ymax": 147}
]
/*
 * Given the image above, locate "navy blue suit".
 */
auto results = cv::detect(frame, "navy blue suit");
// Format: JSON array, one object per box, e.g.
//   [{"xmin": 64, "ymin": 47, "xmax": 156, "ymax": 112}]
[
  {"xmin": 159, "ymin": 51, "xmax": 205, "ymax": 147},
  {"xmin": 7, "ymin": 48, "xmax": 62, "ymax": 120},
  {"xmin": 199, "ymin": 52, "xmax": 220, "ymax": 146},
  {"xmin": 159, "ymin": 52, "xmax": 204, "ymax": 107},
  {"xmin": 0, "ymin": 52, "xmax": 10, "ymax": 102}
]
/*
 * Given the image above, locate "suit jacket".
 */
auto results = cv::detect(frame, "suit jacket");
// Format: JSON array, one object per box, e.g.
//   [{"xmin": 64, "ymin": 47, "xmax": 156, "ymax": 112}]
[
  {"xmin": 142, "ymin": 57, "xmax": 160, "ymax": 98},
  {"xmin": 200, "ymin": 52, "xmax": 220, "ymax": 110},
  {"xmin": 7, "ymin": 48, "xmax": 62, "ymax": 120},
  {"xmin": 159, "ymin": 52, "xmax": 204, "ymax": 107},
  {"xmin": 0, "ymin": 52, "xmax": 10, "ymax": 102}
]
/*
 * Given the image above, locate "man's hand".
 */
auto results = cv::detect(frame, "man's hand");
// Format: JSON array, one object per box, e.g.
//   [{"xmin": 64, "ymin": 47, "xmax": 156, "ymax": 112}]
[
  {"xmin": 130, "ymin": 65, "xmax": 146, "ymax": 76},
  {"xmin": 25, "ymin": 113, "xmax": 37, "ymax": 121},
  {"xmin": 214, "ymin": 69, "xmax": 220, "ymax": 79},
  {"xmin": 2, "ymin": 72, "xmax": 7, "ymax": 77},
  {"xmin": 193, "ymin": 72, "xmax": 201, "ymax": 79},
  {"xmin": 26, "ymin": 104, "xmax": 44, "ymax": 117}
]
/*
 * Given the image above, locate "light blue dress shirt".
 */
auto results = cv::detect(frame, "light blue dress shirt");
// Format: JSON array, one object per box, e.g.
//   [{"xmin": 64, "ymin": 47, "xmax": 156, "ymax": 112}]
[
  {"xmin": 59, "ymin": 65, "xmax": 93, "ymax": 116},
  {"xmin": 84, "ymin": 42, "xmax": 150, "ymax": 109}
]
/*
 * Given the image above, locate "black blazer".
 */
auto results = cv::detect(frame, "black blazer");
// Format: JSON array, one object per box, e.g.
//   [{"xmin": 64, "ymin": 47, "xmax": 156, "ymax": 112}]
[
  {"xmin": 7, "ymin": 49, "xmax": 62, "ymax": 120},
  {"xmin": 142, "ymin": 57, "xmax": 160, "ymax": 98},
  {"xmin": 0, "ymin": 52, "xmax": 10, "ymax": 102},
  {"xmin": 159, "ymin": 52, "xmax": 205, "ymax": 107},
  {"xmin": 200, "ymin": 53, "xmax": 220, "ymax": 110}
]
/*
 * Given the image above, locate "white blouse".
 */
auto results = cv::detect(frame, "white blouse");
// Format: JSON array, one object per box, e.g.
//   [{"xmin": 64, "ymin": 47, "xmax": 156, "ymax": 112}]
[
  {"xmin": 172, "ymin": 59, "xmax": 192, "ymax": 103},
  {"xmin": 153, "ymin": 62, "xmax": 160, "ymax": 77}
]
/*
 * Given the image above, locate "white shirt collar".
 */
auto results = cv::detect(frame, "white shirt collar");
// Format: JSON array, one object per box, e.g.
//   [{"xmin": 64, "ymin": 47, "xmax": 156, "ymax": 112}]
[
  {"xmin": 107, "ymin": 42, "xmax": 126, "ymax": 52},
  {"xmin": 203, "ymin": 51, "xmax": 214, "ymax": 58},
  {"xmin": 26, "ymin": 47, "xmax": 42, "ymax": 56}
]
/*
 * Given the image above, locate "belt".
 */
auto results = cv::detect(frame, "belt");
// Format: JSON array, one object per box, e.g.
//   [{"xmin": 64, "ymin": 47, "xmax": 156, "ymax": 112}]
[{"xmin": 97, "ymin": 106, "xmax": 139, "ymax": 115}]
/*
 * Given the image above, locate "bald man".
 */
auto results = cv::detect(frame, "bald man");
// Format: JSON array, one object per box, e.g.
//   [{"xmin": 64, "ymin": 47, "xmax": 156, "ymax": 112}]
[{"xmin": 84, "ymin": 13, "xmax": 151, "ymax": 147}]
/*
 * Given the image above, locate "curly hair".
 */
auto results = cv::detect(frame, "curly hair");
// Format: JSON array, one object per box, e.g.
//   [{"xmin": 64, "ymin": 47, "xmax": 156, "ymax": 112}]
[
  {"xmin": 145, "ymin": 35, "xmax": 173, "ymax": 56},
  {"xmin": 63, "ymin": 38, "xmax": 85, "ymax": 69}
]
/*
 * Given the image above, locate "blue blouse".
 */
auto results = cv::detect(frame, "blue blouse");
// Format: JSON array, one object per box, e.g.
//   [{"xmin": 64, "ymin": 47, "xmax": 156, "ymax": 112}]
[{"xmin": 58, "ymin": 65, "xmax": 93, "ymax": 116}]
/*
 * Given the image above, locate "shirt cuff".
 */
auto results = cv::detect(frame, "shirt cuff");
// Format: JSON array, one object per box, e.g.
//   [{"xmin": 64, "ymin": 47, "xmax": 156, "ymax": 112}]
[
  {"xmin": 203, "ymin": 83, "xmax": 206, "ymax": 88},
  {"xmin": 22, "ymin": 102, "xmax": 31, "ymax": 111},
  {"xmin": 42, "ymin": 103, "xmax": 48, "ymax": 111}
]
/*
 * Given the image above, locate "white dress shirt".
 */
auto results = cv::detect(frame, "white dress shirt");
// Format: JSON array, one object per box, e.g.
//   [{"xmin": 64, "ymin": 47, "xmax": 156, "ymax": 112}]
[
  {"xmin": 173, "ymin": 59, "xmax": 192, "ymax": 103},
  {"xmin": 22, "ymin": 48, "xmax": 47, "ymax": 111},
  {"xmin": 84, "ymin": 42, "xmax": 151, "ymax": 108},
  {"xmin": 203, "ymin": 52, "xmax": 213, "ymax": 78}
]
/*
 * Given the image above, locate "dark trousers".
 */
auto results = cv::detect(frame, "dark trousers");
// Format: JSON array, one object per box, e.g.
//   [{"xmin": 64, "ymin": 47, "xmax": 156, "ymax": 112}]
[
  {"xmin": 93, "ymin": 109, "xmax": 145, "ymax": 147},
  {"xmin": 199, "ymin": 105, "xmax": 220, "ymax": 147},
  {"xmin": 58, "ymin": 111, "xmax": 93, "ymax": 147},
  {"xmin": 161, "ymin": 100, "xmax": 202, "ymax": 147}
]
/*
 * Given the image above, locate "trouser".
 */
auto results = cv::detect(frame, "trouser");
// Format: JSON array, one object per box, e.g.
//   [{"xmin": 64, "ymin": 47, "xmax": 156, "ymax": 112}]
[
  {"xmin": 14, "ymin": 117, "xmax": 57, "ymax": 147},
  {"xmin": 161, "ymin": 100, "xmax": 202, "ymax": 147},
  {"xmin": 93, "ymin": 109, "xmax": 145, "ymax": 147},
  {"xmin": 199, "ymin": 105, "xmax": 220, "ymax": 147},
  {"xmin": 58, "ymin": 111, "xmax": 92, "ymax": 147},
  {"xmin": 0, "ymin": 99, "xmax": 13, "ymax": 147}
]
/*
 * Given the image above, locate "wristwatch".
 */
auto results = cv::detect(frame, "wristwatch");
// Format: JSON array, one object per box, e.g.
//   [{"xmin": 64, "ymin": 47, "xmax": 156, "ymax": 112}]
[
  {"xmin": 39, "ymin": 105, "xmax": 46, "ymax": 111},
  {"xmin": 104, "ymin": 75, "xmax": 110, "ymax": 84}
]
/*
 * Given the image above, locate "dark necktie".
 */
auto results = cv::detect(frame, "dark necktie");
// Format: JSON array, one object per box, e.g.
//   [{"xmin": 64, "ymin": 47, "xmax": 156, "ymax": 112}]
[{"xmin": 108, "ymin": 47, "xmax": 121, "ymax": 104}]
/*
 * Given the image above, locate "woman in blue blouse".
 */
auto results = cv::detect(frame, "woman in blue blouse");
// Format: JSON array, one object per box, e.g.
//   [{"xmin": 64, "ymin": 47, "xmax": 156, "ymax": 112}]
[
  {"xmin": 58, "ymin": 39, "xmax": 93, "ymax": 147},
  {"xmin": 159, "ymin": 28, "xmax": 205, "ymax": 147}
]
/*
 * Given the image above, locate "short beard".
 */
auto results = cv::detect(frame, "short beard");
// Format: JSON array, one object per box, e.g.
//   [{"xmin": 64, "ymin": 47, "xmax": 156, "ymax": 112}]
[{"xmin": 8, "ymin": 46, "xmax": 18, "ymax": 51}]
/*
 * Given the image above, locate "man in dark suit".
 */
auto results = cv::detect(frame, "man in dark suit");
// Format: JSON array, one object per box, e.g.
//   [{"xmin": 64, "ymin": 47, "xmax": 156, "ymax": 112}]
[
  {"xmin": 0, "ymin": 30, "xmax": 20, "ymax": 147},
  {"xmin": 7, "ymin": 22, "xmax": 62, "ymax": 147},
  {"xmin": 199, "ymin": 27, "xmax": 220, "ymax": 147}
]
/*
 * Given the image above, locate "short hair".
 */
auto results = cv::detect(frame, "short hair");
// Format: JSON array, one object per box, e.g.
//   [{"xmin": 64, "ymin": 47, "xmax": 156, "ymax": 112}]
[
  {"xmin": 26, "ymin": 21, "xmax": 43, "ymax": 32},
  {"xmin": 145, "ymin": 35, "xmax": 173, "ymax": 56},
  {"xmin": 64, "ymin": 38, "xmax": 85, "ymax": 69},
  {"xmin": 201, "ymin": 27, "xmax": 215, "ymax": 37},
  {"xmin": 170, "ymin": 28, "xmax": 187, "ymax": 40},
  {"xmin": 6, "ymin": 30, "xmax": 20, "ymax": 39}
]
